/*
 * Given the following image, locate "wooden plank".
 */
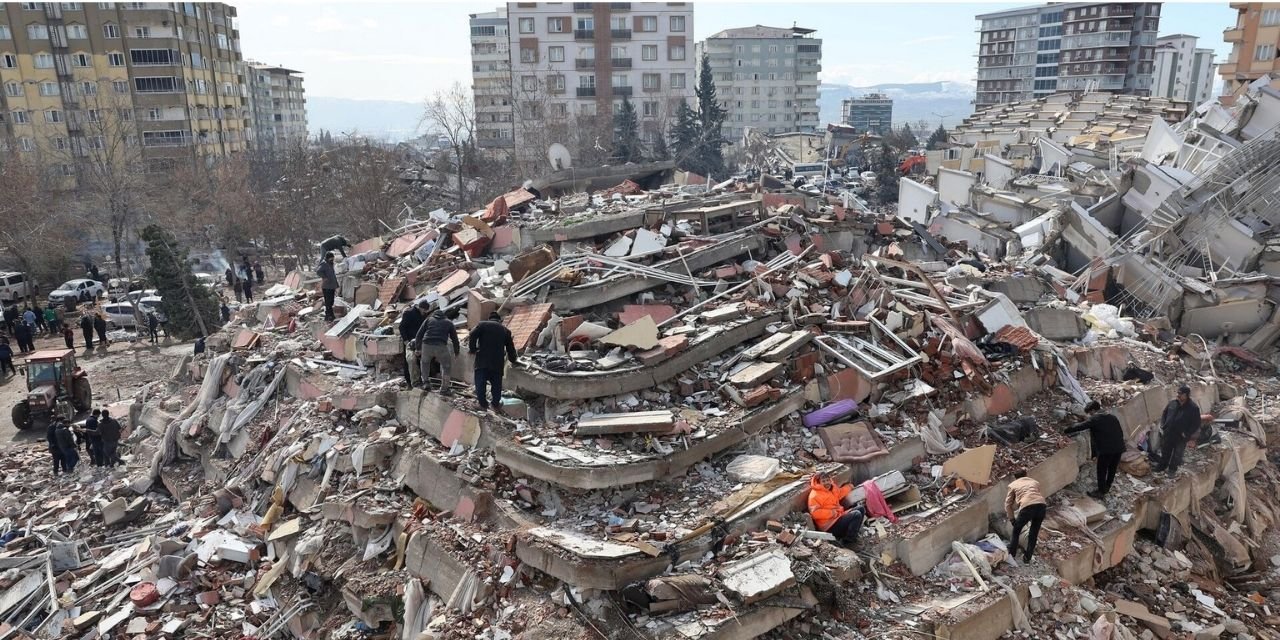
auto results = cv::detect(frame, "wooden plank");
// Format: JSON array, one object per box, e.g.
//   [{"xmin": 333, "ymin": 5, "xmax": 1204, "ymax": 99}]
[
  {"xmin": 740, "ymin": 332, "xmax": 791, "ymax": 361},
  {"xmin": 325, "ymin": 304, "xmax": 370, "ymax": 338},
  {"xmin": 729, "ymin": 362, "xmax": 784, "ymax": 388},
  {"xmin": 575, "ymin": 411, "xmax": 674, "ymax": 436}
]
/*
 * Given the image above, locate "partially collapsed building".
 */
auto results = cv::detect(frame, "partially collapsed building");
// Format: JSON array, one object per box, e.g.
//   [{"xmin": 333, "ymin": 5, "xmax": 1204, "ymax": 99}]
[{"xmin": 1, "ymin": 79, "xmax": 1280, "ymax": 640}]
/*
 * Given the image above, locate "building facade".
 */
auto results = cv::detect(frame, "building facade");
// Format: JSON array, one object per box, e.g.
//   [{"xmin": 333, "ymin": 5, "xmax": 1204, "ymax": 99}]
[
  {"xmin": 840, "ymin": 92, "xmax": 892, "ymax": 135},
  {"xmin": 695, "ymin": 25, "xmax": 821, "ymax": 141},
  {"xmin": 469, "ymin": 2, "xmax": 695, "ymax": 166},
  {"xmin": 0, "ymin": 2, "xmax": 251, "ymax": 168},
  {"xmin": 1221, "ymin": 3, "xmax": 1280, "ymax": 98},
  {"xmin": 247, "ymin": 62, "xmax": 306, "ymax": 150},
  {"xmin": 1151, "ymin": 34, "xmax": 1215, "ymax": 104},
  {"xmin": 975, "ymin": 3, "xmax": 1161, "ymax": 111}
]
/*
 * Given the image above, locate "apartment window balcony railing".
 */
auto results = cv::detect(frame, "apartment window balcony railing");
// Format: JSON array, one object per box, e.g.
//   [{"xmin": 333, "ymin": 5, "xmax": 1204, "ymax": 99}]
[
  {"xmin": 576, "ymin": 86, "xmax": 596, "ymax": 97},
  {"xmin": 611, "ymin": 57, "xmax": 631, "ymax": 68},
  {"xmin": 612, "ymin": 85, "xmax": 632, "ymax": 96},
  {"xmin": 575, "ymin": 58, "xmax": 595, "ymax": 70},
  {"xmin": 611, "ymin": 28, "xmax": 631, "ymax": 40},
  {"xmin": 574, "ymin": 29, "xmax": 594, "ymax": 40},
  {"xmin": 610, "ymin": 3, "xmax": 631, "ymax": 11},
  {"xmin": 573, "ymin": 2, "xmax": 592, "ymax": 11}
]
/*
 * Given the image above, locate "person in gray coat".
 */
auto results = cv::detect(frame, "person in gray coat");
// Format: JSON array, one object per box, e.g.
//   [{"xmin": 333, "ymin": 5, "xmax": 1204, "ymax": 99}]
[{"xmin": 317, "ymin": 252, "xmax": 339, "ymax": 321}]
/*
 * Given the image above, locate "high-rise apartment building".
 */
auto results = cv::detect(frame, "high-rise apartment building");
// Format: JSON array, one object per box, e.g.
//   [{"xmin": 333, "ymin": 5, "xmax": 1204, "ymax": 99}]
[
  {"xmin": 1151, "ymin": 34, "xmax": 1215, "ymax": 105},
  {"xmin": 1221, "ymin": 3, "xmax": 1280, "ymax": 98},
  {"xmin": 840, "ymin": 93, "xmax": 892, "ymax": 135},
  {"xmin": 0, "ymin": 2, "xmax": 250, "ymax": 167},
  {"xmin": 469, "ymin": 2, "xmax": 695, "ymax": 167},
  {"xmin": 975, "ymin": 3, "xmax": 1161, "ymax": 111},
  {"xmin": 247, "ymin": 62, "xmax": 306, "ymax": 150},
  {"xmin": 695, "ymin": 25, "xmax": 821, "ymax": 141}
]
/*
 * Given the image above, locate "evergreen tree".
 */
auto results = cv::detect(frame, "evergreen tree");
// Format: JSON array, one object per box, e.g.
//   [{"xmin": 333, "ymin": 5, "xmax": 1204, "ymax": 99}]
[
  {"xmin": 926, "ymin": 124, "xmax": 949, "ymax": 150},
  {"xmin": 669, "ymin": 101, "xmax": 699, "ymax": 164},
  {"xmin": 900, "ymin": 123, "xmax": 918, "ymax": 150},
  {"xmin": 875, "ymin": 143, "xmax": 900, "ymax": 204},
  {"xmin": 691, "ymin": 53, "xmax": 728, "ymax": 178},
  {"xmin": 612, "ymin": 96, "xmax": 642, "ymax": 163},
  {"xmin": 651, "ymin": 128, "xmax": 670, "ymax": 161},
  {"xmin": 141, "ymin": 224, "xmax": 221, "ymax": 340}
]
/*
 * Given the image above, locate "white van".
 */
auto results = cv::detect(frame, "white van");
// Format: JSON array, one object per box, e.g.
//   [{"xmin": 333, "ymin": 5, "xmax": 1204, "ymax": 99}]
[
  {"xmin": 102, "ymin": 302, "xmax": 138, "ymax": 329},
  {"xmin": 0, "ymin": 272, "xmax": 35, "ymax": 303}
]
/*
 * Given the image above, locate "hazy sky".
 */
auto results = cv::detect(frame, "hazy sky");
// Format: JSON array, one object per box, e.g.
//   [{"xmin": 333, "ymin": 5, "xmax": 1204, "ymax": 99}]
[{"xmin": 235, "ymin": 1, "xmax": 1237, "ymax": 104}]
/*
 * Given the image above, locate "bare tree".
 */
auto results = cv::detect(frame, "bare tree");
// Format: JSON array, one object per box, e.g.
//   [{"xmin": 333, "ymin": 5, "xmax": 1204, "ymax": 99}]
[
  {"xmin": 422, "ymin": 82, "xmax": 475, "ymax": 210},
  {"xmin": 0, "ymin": 153, "xmax": 77, "ymax": 289}
]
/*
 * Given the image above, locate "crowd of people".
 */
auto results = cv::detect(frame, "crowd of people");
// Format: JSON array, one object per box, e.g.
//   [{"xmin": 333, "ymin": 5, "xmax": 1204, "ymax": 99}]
[{"xmin": 45, "ymin": 407, "xmax": 124, "ymax": 475}]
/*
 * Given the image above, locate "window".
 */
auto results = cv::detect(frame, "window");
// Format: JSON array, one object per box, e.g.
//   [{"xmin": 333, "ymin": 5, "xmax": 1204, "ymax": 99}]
[
  {"xmin": 145, "ymin": 107, "xmax": 161, "ymax": 120},
  {"xmin": 642, "ymin": 101, "xmax": 658, "ymax": 117},
  {"xmin": 130, "ymin": 48, "xmax": 178, "ymax": 65},
  {"xmin": 112, "ymin": 79, "xmax": 128, "ymax": 93},
  {"xmin": 20, "ymin": 138, "xmax": 34, "ymax": 153},
  {"xmin": 28, "ymin": 24, "xmax": 49, "ymax": 40},
  {"xmin": 1, "ymin": 54, "xmax": 14, "ymax": 68},
  {"xmin": 0, "ymin": 25, "xmax": 10, "ymax": 39},
  {"xmin": 62, "ymin": 2, "xmax": 81, "ymax": 9},
  {"xmin": 578, "ymin": 45, "xmax": 594, "ymax": 58},
  {"xmin": 1037, "ymin": 39, "xmax": 1060, "ymax": 51},
  {"xmin": 1256, "ymin": 44, "xmax": 1276, "ymax": 62},
  {"xmin": 142, "ymin": 130, "xmax": 188, "ymax": 147},
  {"xmin": 132, "ymin": 26, "xmax": 150, "ymax": 38},
  {"xmin": 86, "ymin": 135, "xmax": 104, "ymax": 150},
  {"xmin": 134, "ymin": 76, "xmax": 180, "ymax": 92},
  {"xmin": 669, "ymin": 44, "xmax": 685, "ymax": 60},
  {"xmin": 52, "ymin": 137, "xmax": 67, "ymax": 150},
  {"xmin": 576, "ymin": 17, "xmax": 593, "ymax": 31},
  {"xmin": 642, "ymin": 44, "xmax": 657, "ymax": 61},
  {"xmin": 107, "ymin": 51, "xmax": 124, "ymax": 66},
  {"xmin": 11, "ymin": 110, "xmax": 28, "ymax": 124},
  {"xmin": 44, "ymin": 109, "xmax": 62, "ymax": 123},
  {"xmin": 640, "ymin": 16, "xmax": 656, "ymax": 32},
  {"xmin": 71, "ymin": 52, "xmax": 90, "ymax": 66},
  {"xmin": 1263, "ymin": 8, "xmax": 1280, "ymax": 26},
  {"xmin": 1036, "ymin": 53, "xmax": 1058, "ymax": 64},
  {"xmin": 34, "ymin": 53, "xmax": 54, "ymax": 68},
  {"xmin": 67, "ymin": 24, "xmax": 87, "ymax": 39},
  {"xmin": 610, "ymin": 16, "xmax": 626, "ymax": 30},
  {"xmin": 103, "ymin": 23, "xmax": 119, "ymax": 38},
  {"xmin": 80, "ymin": 81, "xmax": 96, "ymax": 95},
  {"xmin": 21, "ymin": 3, "xmax": 40, "ymax": 9},
  {"xmin": 3, "ymin": 82, "xmax": 21, "ymax": 97},
  {"xmin": 548, "ymin": 74, "xmax": 565, "ymax": 91},
  {"xmin": 38, "ymin": 81, "xmax": 59, "ymax": 96},
  {"xmin": 118, "ymin": 108, "xmax": 132, "ymax": 120},
  {"xmin": 519, "ymin": 46, "xmax": 536, "ymax": 63},
  {"xmin": 642, "ymin": 73, "xmax": 660, "ymax": 90},
  {"xmin": 521, "ymin": 75, "xmax": 537, "ymax": 91},
  {"xmin": 611, "ymin": 72, "xmax": 628, "ymax": 87},
  {"xmin": 191, "ymin": 51, "xmax": 202, "ymax": 68},
  {"xmin": 579, "ymin": 75, "xmax": 595, "ymax": 88},
  {"xmin": 216, "ymin": 33, "xmax": 227, "ymax": 49},
  {"xmin": 549, "ymin": 45, "xmax": 564, "ymax": 62},
  {"xmin": 611, "ymin": 45, "xmax": 626, "ymax": 58},
  {"xmin": 550, "ymin": 102, "xmax": 567, "ymax": 118},
  {"xmin": 670, "ymin": 73, "xmax": 685, "ymax": 89},
  {"xmin": 548, "ymin": 17, "xmax": 565, "ymax": 33},
  {"xmin": 518, "ymin": 17, "xmax": 534, "ymax": 33},
  {"xmin": 669, "ymin": 15, "xmax": 685, "ymax": 32}
]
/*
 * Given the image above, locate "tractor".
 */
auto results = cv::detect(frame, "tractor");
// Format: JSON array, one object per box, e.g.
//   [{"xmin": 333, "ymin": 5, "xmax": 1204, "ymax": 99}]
[{"xmin": 11, "ymin": 349, "xmax": 92, "ymax": 431}]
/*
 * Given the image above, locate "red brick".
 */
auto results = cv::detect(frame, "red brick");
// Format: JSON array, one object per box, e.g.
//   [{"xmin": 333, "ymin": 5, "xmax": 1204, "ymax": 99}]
[
  {"xmin": 617, "ymin": 305, "xmax": 677, "ymax": 326},
  {"xmin": 635, "ymin": 335, "xmax": 689, "ymax": 366},
  {"xmin": 792, "ymin": 351, "xmax": 818, "ymax": 383},
  {"xmin": 714, "ymin": 265, "xmax": 741, "ymax": 280},
  {"xmin": 504, "ymin": 303, "xmax": 553, "ymax": 353},
  {"xmin": 826, "ymin": 368, "xmax": 872, "ymax": 403},
  {"xmin": 740, "ymin": 385, "xmax": 772, "ymax": 408},
  {"xmin": 777, "ymin": 530, "xmax": 797, "ymax": 546},
  {"xmin": 436, "ymin": 269, "xmax": 470, "ymax": 296}
]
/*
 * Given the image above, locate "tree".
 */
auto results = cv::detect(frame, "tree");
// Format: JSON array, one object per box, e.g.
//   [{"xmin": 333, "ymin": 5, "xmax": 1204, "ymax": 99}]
[
  {"xmin": 612, "ymin": 96, "xmax": 642, "ymax": 163},
  {"xmin": 669, "ymin": 101, "xmax": 698, "ymax": 163},
  {"xmin": 650, "ymin": 130, "xmax": 670, "ymax": 161},
  {"xmin": 422, "ymin": 82, "xmax": 475, "ymax": 210},
  {"xmin": 926, "ymin": 124, "xmax": 949, "ymax": 150},
  {"xmin": 141, "ymin": 224, "xmax": 220, "ymax": 339},
  {"xmin": 875, "ymin": 143, "xmax": 900, "ymax": 204},
  {"xmin": 670, "ymin": 55, "xmax": 729, "ymax": 178},
  {"xmin": 0, "ymin": 155, "xmax": 77, "ymax": 289}
]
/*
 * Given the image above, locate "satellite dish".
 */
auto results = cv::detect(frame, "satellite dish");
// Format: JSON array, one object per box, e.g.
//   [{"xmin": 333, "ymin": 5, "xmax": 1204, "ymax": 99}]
[{"xmin": 548, "ymin": 143, "xmax": 572, "ymax": 171}]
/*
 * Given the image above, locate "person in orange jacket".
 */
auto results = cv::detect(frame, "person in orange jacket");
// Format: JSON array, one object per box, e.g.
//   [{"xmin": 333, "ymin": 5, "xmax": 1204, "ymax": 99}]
[{"xmin": 808, "ymin": 472, "xmax": 866, "ymax": 546}]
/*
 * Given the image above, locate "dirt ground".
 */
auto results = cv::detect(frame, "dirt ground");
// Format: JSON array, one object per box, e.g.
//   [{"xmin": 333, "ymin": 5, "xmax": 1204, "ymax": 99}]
[{"xmin": 0, "ymin": 329, "xmax": 193, "ymax": 446}]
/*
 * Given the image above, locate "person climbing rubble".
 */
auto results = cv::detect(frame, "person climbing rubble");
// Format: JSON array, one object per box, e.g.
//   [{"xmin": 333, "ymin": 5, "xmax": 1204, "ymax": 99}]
[
  {"xmin": 413, "ymin": 306, "xmax": 459, "ymax": 395},
  {"xmin": 468, "ymin": 311, "xmax": 517, "ymax": 412},
  {"xmin": 317, "ymin": 252, "xmax": 338, "ymax": 322},
  {"xmin": 1063, "ymin": 400, "xmax": 1126, "ymax": 498},
  {"xmin": 1152, "ymin": 385, "xmax": 1200, "ymax": 477},
  {"xmin": 399, "ymin": 299, "xmax": 430, "ymax": 388},
  {"xmin": 807, "ymin": 472, "xmax": 866, "ymax": 547},
  {"xmin": 320, "ymin": 234, "xmax": 352, "ymax": 258},
  {"xmin": 1004, "ymin": 468, "xmax": 1046, "ymax": 564}
]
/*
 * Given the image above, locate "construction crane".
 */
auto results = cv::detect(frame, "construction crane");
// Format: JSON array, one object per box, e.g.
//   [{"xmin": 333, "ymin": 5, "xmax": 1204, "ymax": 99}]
[{"xmin": 932, "ymin": 112, "xmax": 953, "ymax": 129}]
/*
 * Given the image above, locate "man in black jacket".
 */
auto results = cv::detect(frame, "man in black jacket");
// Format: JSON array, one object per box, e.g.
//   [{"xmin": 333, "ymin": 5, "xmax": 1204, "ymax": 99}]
[
  {"xmin": 80, "ymin": 313, "xmax": 94, "ymax": 349},
  {"xmin": 414, "ymin": 308, "xmax": 460, "ymax": 394},
  {"xmin": 399, "ymin": 300, "xmax": 430, "ymax": 388},
  {"xmin": 1153, "ymin": 385, "xmax": 1201, "ymax": 476},
  {"xmin": 317, "ymin": 253, "xmax": 339, "ymax": 321},
  {"xmin": 1065, "ymin": 400, "xmax": 1126, "ymax": 498},
  {"xmin": 468, "ymin": 312, "xmax": 518, "ymax": 411},
  {"xmin": 98, "ymin": 408, "xmax": 122, "ymax": 466}
]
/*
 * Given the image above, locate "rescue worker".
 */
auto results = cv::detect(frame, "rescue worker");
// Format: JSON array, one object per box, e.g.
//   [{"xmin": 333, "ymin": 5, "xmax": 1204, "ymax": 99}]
[
  {"xmin": 414, "ymin": 307, "xmax": 460, "ymax": 394},
  {"xmin": 80, "ymin": 313, "xmax": 94, "ymax": 349},
  {"xmin": 80, "ymin": 409, "xmax": 103, "ymax": 466},
  {"xmin": 47, "ymin": 418, "xmax": 66, "ymax": 475},
  {"xmin": 53, "ymin": 418, "xmax": 78, "ymax": 473},
  {"xmin": 317, "ymin": 252, "xmax": 338, "ymax": 322},
  {"xmin": 321, "ymin": 235, "xmax": 352, "ymax": 259},
  {"xmin": 98, "ymin": 408, "xmax": 122, "ymax": 466},
  {"xmin": 468, "ymin": 312, "xmax": 518, "ymax": 411},
  {"xmin": 1004, "ymin": 469, "xmax": 1047, "ymax": 563},
  {"xmin": 147, "ymin": 311, "xmax": 160, "ymax": 344},
  {"xmin": 1064, "ymin": 400, "xmax": 1126, "ymax": 498},
  {"xmin": 398, "ymin": 300, "xmax": 430, "ymax": 388},
  {"xmin": 13, "ymin": 321, "xmax": 32, "ymax": 354},
  {"xmin": 1152, "ymin": 385, "xmax": 1201, "ymax": 477},
  {"xmin": 807, "ymin": 472, "xmax": 866, "ymax": 547}
]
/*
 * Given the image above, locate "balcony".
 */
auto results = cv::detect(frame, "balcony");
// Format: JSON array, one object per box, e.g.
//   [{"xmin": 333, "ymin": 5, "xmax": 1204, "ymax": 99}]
[
  {"xmin": 576, "ymin": 58, "xmax": 595, "ymax": 69},
  {"xmin": 611, "ymin": 57, "xmax": 631, "ymax": 68},
  {"xmin": 573, "ymin": 2, "xmax": 592, "ymax": 11},
  {"xmin": 574, "ymin": 29, "xmax": 594, "ymax": 40},
  {"xmin": 577, "ymin": 86, "xmax": 597, "ymax": 97},
  {"xmin": 611, "ymin": 28, "xmax": 631, "ymax": 40},
  {"xmin": 612, "ymin": 85, "xmax": 633, "ymax": 96},
  {"xmin": 611, "ymin": 3, "xmax": 631, "ymax": 10},
  {"xmin": 1219, "ymin": 62, "xmax": 1238, "ymax": 75},
  {"xmin": 1224, "ymin": 27, "xmax": 1244, "ymax": 43}
]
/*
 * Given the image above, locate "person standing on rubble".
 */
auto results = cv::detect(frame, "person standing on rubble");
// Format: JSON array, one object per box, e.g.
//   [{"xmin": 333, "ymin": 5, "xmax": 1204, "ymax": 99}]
[
  {"xmin": 317, "ymin": 252, "xmax": 339, "ymax": 322},
  {"xmin": 79, "ymin": 312, "xmax": 94, "ymax": 350},
  {"xmin": 227, "ymin": 267, "xmax": 242, "ymax": 303},
  {"xmin": 414, "ymin": 307, "xmax": 460, "ymax": 395},
  {"xmin": 47, "ymin": 418, "xmax": 67, "ymax": 475},
  {"xmin": 146, "ymin": 311, "xmax": 160, "ymax": 344},
  {"xmin": 93, "ymin": 311, "xmax": 108, "ymax": 347},
  {"xmin": 98, "ymin": 408, "xmax": 122, "ymax": 466},
  {"xmin": 0, "ymin": 337, "xmax": 13, "ymax": 378},
  {"xmin": 1152, "ymin": 385, "xmax": 1201, "ymax": 477},
  {"xmin": 399, "ymin": 300, "xmax": 430, "ymax": 388},
  {"xmin": 1064, "ymin": 400, "xmax": 1126, "ymax": 498},
  {"xmin": 468, "ymin": 311, "xmax": 518, "ymax": 411},
  {"xmin": 807, "ymin": 472, "xmax": 866, "ymax": 547},
  {"xmin": 321, "ymin": 235, "xmax": 351, "ymax": 259},
  {"xmin": 79, "ymin": 409, "xmax": 103, "ymax": 466},
  {"xmin": 1004, "ymin": 469, "xmax": 1047, "ymax": 564}
]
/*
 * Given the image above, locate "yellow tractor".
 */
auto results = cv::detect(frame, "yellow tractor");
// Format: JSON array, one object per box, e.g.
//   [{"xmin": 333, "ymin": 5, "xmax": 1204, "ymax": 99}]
[{"xmin": 11, "ymin": 349, "xmax": 92, "ymax": 430}]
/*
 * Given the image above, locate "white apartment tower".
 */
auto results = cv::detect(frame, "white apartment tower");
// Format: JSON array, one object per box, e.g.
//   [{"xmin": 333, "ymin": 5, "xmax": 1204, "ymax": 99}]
[
  {"xmin": 469, "ymin": 2, "xmax": 695, "ymax": 167},
  {"xmin": 696, "ymin": 25, "xmax": 822, "ymax": 140},
  {"xmin": 247, "ymin": 62, "xmax": 307, "ymax": 150},
  {"xmin": 1151, "ymin": 34, "xmax": 1216, "ymax": 105}
]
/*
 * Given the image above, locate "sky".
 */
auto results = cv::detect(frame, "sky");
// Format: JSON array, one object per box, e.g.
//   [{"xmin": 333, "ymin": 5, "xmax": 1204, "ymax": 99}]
[{"xmin": 235, "ymin": 1, "xmax": 1238, "ymax": 104}]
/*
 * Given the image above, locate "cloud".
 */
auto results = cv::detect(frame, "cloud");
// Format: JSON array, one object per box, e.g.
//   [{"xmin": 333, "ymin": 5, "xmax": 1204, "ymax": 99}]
[
  {"xmin": 308, "ymin": 8, "xmax": 346, "ymax": 33},
  {"xmin": 902, "ymin": 35, "xmax": 955, "ymax": 46},
  {"xmin": 360, "ymin": 18, "xmax": 378, "ymax": 29},
  {"xmin": 822, "ymin": 62, "xmax": 973, "ymax": 88}
]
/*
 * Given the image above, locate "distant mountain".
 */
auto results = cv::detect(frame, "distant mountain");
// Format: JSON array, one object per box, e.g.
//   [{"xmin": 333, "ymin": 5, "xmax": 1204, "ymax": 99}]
[
  {"xmin": 819, "ymin": 81, "xmax": 976, "ymax": 131},
  {"xmin": 307, "ymin": 97, "xmax": 424, "ymax": 142}
]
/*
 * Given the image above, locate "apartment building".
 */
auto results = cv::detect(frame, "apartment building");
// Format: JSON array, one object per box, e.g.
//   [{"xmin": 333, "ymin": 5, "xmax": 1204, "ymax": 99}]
[
  {"xmin": 469, "ymin": 2, "xmax": 695, "ymax": 164},
  {"xmin": 1151, "ymin": 34, "xmax": 1215, "ymax": 104},
  {"xmin": 975, "ymin": 3, "xmax": 1161, "ymax": 111},
  {"xmin": 1221, "ymin": 3, "xmax": 1280, "ymax": 98},
  {"xmin": 0, "ymin": 2, "xmax": 250, "ymax": 169},
  {"xmin": 247, "ymin": 61, "xmax": 306, "ymax": 150},
  {"xmin": 695, "ymin": 25, "xmax": 821, "ymax": 141},
  {"xmin": 840, "ymin": 92, "xmax": 892, "ymax": 135}
]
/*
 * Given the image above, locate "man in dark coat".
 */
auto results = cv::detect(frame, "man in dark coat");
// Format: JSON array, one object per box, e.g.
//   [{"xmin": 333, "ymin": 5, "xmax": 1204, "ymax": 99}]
[
  {"xmin": 1153, "ymin": 385, "xmax": 1201, "ymax": 476},
  {"xmin": 47, "ymin": 418, "xmax": 66, "ymax": 475},
  {"xmin": 321, "ymin": 235, "xmax": 352, "ymax": 258},
  {"xmin": 468, "ymin": 312, "xmax": 518, "ymax": 411},
  {"xmin": 79, "ymin": 409, "xmax": 103, "ymax": 466},
  {"xmin": 80, "ymin": 313, "xmax": 94, "ymax": 349},
  {"xmin": 13, "ymin": 321, "xmax": 31, "ymax": 354},
  {"xmin": 1064, "ymin": 400, "xmax": 1127, "ymax": 497},
  {"xmin": 53, "ymin": 418, "xmax": 78, "ymax": 473},
  {"xmin": 93, "ymin": 312, "xmax": 108, "ymax": 347},
  {"xmin": 414, "ymin": 308, "xmax": 460, "ymax": 394},
  {"xmin": 254, "ymin": 261, "xmax": 265, "ymax": 284},
  {"xmin": 317, "ymin": 253, "xmax": 339, "ymax": 321},
  {"xmin": 398, "ymin": 300, "xmax": 429, "ymax": 387},
  {"xmin": 98, "ymin": 408, "xmax": 122, "ymax": 466}
]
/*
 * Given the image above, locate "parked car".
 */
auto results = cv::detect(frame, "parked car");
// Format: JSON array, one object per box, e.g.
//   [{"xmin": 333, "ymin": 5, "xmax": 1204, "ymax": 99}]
[
  {"xmin": 0, "ymin": 272, "xmax": 36, "ymax": 303},
  {"xmin": 107, "ymin": 278, "xmax": 147, "ymax": 301},
  {"xmin": 126, "ymin": 289, "xmax": 159, "ymax": 305},
  {"xmin": 48, "ymin": 279, "xmax": 105, "ymax": 305},
  {"xmin": 137, "ymin": 295, "xmax": 162, "ymax": 315},
  {"xmin": 102, "ymin": 302, "xmax": 137, "ymax": 329},
  {"xmin": 194, "ymin": 273, "xmax": 219, "ymax": 287}
]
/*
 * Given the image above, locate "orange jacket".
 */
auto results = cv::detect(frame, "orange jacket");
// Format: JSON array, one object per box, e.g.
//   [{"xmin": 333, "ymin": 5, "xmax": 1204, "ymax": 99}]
[{"xmin": 808, "ymin": 475, "xmax": 853, "ymax": 531}]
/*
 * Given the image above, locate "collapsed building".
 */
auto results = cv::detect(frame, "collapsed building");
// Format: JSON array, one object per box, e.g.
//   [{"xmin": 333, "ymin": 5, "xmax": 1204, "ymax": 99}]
[{"xmin": 1, "ymin": 78, "xmax": 1279, "ymax": 640}]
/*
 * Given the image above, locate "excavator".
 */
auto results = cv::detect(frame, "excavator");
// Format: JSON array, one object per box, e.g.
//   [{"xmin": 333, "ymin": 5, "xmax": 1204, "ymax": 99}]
[{"xmin": 898, "ymin": 153, "xmax": 927, "ymax": 175}]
